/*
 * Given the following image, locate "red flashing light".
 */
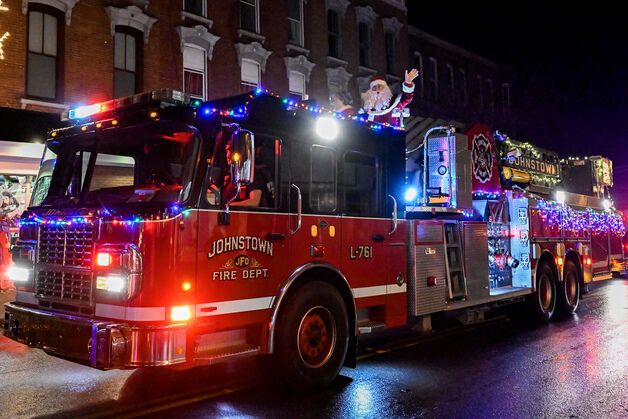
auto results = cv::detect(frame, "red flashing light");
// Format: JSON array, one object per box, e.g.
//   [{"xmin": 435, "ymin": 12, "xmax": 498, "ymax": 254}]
[
  {"xmin": 427, "ymin": 276, "xmax": 437, "ymax": 287},
  {"xmin": 584, "ymin": 257, "xmax": 592, "ymax": 266},
  {"xmin": 96, "ymin": 252, "xmax": 112, "ymax": 267}
]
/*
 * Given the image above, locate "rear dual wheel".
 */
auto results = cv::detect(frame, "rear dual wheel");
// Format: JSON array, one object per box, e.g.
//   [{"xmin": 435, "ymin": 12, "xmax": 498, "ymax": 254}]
[
  {"xmin": 533, "ymin": 261, "xmax": 557, "ymax": 321},
  {"xmin": 558, "ymin": 259, "xmax": 580, "ymax": 314}
]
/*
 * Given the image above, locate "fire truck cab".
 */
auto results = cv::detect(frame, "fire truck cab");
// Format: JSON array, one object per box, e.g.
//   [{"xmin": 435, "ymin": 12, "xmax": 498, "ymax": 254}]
[
  {"xmin": 4, "ymin": 89, "xmax": 407, "ymax": 390},
  {"xmin": 3, "ymin": 89, "xmax": 625, "ymax": 391}
]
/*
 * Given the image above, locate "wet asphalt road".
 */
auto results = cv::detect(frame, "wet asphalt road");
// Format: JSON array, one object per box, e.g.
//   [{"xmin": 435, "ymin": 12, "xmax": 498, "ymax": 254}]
[{"xmin": 1, "ymin": 279, "xmax": 627, "ymax": 418}]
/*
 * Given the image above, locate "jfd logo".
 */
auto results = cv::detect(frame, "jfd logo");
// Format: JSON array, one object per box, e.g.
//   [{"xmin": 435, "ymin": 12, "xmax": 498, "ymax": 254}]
[{"xmin": 234, "ymin": 254, "xmax": 250, "ymax": 268}]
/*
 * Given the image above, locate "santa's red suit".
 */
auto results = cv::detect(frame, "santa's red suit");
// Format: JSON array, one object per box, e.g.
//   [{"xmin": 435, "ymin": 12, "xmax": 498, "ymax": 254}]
[{"xmin": 361, "ymin": 80, "xmax": 415, "ymax": 126}]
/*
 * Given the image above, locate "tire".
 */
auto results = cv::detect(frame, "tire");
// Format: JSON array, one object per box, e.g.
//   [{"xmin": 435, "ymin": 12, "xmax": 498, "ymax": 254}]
[
  {"xmin": 532, "ymin": 261, "xmax": 557, "ymax": 321},
  {"xmin": 558, "ymin": 259, "xmax": 580, "ymax": 314},
  {"xmin": 271, "ymin": 280, "xmax": 349, "ymax": 392}
]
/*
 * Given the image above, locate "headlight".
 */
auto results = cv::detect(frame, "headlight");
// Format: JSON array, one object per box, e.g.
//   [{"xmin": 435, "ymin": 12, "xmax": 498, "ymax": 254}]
[
  {"xmin": 96, "ymin": 274, "xmax": 128, "ymax": 293},
  {"xmin": 94, "ymin": 244, "xmax": 142, "ymax": 300},
  {"xmin": 7, "ymin": 265, "xmax": 31, "ymax": 283}
]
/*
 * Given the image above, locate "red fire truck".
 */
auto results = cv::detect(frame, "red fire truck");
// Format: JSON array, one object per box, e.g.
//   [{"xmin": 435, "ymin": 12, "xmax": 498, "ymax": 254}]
[{"xmin": 3, "ymin": 89, "xmax": 625, "ymax": 391}]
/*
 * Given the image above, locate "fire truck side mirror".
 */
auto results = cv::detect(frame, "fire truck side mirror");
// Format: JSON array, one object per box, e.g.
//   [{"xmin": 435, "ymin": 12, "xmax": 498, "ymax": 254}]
[{"xmin": 230, "ymin": 130, "xmax": 254, "ymax": 186}]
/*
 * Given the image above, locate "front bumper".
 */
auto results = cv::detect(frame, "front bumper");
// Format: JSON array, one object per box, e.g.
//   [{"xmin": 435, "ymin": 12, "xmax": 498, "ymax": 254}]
[{"xmin": 3, "ymin": 302, "xmax": 187, "ymax": 369}]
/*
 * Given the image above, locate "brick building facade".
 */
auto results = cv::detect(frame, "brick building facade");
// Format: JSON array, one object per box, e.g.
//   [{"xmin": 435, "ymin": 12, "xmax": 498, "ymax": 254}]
[
  {"xmin": 0, "ymin": 0, "xmax": 410, "ymax": 112},
  {"xmin": 0, "ymin": 0, "xmax": 512, "ymax": 228}
]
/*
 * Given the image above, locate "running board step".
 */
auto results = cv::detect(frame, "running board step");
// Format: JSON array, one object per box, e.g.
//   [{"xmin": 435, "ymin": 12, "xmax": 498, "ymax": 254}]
[
  {"xmin": 358, "ymin": 320, "xmax": 386, "ymax": 334},
  {"xmin": 194, "ymin": 344, "xmax": 260, "ymax": 365}
]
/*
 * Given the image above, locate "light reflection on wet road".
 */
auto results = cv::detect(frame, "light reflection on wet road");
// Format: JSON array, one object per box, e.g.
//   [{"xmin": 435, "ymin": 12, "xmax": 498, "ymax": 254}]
[{"xmin": 1, "ymin": 279, "xmax": 627, "ymax": 418}]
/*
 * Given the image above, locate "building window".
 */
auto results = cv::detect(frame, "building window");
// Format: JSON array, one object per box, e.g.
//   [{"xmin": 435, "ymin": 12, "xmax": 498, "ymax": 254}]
[
  {"xmin": 358, "ymin": 22, "xmax": 370, "ymax": 67},
  {"xmin": 240, "ymin": 0, "xmax": 258, "ymax": 33},
  {"xmin": 327, "ymin": 9, "xmax": 340, "ymax": 58},
  {"xmin": 27, "ymin": 8, "xmax": 60, "ymax": 100},
  {"xmin": 114, "ymin": 30, "xmax": 140, "ymax": 98},
  {"xmin": 287, "ymin": 0, "xmax": 303, "ymax": 46},
  {"xmin": 288, "ymin": 71, "xmax": 306, "ymax": 101},
  {"xmin": 413, "ymin": 52, "xmax": 423, "ymax": 98},
  {"xmin": 183, "ymin": 45, "xmax": 206, "ymax": 100},
  {"xmin": 385, "ymin": 32, "xmax": 395, "ymax": 74},
  {"xmin": 502, "ymin": 83, "xmax": 511, "ymax": 118},
  {"xmin": 458, "ymin": 69, "xmax": 467, "ymax": 106},
  {"xmin": 241, "ymin": 58, "xmax": 260, "ymax": 89},
  {"xmin": 183, "ymin": 0, "xmax": 205, "ymax": 16},
  {"xmin": 486, "ymin": 79, "xmax": 494, "ymax": 114},
  {"xmin": 477, "ymin": 75, "xmax": 483, "ymax": 109},
  {"xmin": 428, "ymin": 57, "xmax": 438, "ymax": 102}
]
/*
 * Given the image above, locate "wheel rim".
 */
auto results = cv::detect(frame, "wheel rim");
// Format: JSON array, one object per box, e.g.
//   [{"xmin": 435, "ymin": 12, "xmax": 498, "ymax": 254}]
[
  {"xmin": 565, "ymin": 270, "xmax": 579, "ymax": 306},
  {"xmin": 297, "ymin": 306, "xmax": 336, "ymax": 368},
  {"xmin": 539, "ymin": 274, "xmax": 553, "ymax": 312}
]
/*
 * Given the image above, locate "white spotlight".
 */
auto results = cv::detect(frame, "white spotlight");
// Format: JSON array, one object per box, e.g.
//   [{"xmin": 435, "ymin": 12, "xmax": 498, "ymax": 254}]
[
  {"xmin": 315, "ymin": 117, "xmax": 339, "ymax": 141},
  {"xmin": 555, "ymin": 190, "xmax": 566, "ymax": 204}
]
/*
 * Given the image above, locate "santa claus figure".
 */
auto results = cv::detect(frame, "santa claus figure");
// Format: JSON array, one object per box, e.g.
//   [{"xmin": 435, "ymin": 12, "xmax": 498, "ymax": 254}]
[{"xmin": 360, "ymin": 68, "xmax": 419, "ymax": 126}]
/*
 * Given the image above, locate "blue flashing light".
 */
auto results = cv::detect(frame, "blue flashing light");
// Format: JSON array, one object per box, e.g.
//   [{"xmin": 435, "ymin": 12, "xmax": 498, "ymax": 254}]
[
  {"xmin": 404, "ymin": 187, "xmax": 418, "ymax": 203},
  {"xmin": 68, "ymin": 103, "xmax": 102, "ymax": 119},
  {"xmin": 255, "ymin": 87, "xmax": 264, "ymax": 95}
]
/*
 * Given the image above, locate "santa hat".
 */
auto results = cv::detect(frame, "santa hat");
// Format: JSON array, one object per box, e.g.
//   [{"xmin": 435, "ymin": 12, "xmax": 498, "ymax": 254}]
[{"xmin": 370, "ymin": 76, "xmax": 388, "ymax": 89}]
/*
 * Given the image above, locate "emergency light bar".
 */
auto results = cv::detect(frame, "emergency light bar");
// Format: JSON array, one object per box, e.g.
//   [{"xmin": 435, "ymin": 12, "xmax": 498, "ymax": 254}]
[{"xmin": 65, "ymin": 89, "xmax": 193, "ymax": 121}]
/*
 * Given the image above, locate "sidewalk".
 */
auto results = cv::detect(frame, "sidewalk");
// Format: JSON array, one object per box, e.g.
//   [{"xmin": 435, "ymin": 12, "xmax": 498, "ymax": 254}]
[{"xmin": 0, "ymin": 286, "xmax": 15, "ymax": 318}]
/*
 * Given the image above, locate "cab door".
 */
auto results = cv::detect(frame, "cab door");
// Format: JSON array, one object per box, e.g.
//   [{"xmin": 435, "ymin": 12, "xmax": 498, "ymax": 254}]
[
  {"xmin": 195, "ymin": 134, "xmax": 291, "ymax": 338},
  {"xmin": 287, "ymin": 143, "xmax": 342, "ymax": 274},
  {"xmin": 340, "ymin": 151, "xmax": 407, "ymax": 328}
]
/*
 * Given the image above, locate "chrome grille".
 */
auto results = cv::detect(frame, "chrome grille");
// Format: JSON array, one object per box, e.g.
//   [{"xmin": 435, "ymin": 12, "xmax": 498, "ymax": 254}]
[
  {"xmin": 38, "ymin": 223, "xmax": 97, "ymax": 268},
  {"xmin": 36, "ymin": 269, "xmax": 92, "ymax": 303}
]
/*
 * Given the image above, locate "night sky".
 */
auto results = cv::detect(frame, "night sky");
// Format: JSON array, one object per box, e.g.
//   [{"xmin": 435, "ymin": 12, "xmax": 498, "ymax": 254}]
[{"xmin": 407, "ymin": 3, "xmax": 628, "ymax": 209}]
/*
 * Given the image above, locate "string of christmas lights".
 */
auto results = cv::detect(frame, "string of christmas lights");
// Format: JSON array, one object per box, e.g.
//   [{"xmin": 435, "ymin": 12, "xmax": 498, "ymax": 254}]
[
  {"xmin": 199, "ymin": 87, "xmax": 405, "ymax": 133},
  {"xmin": 536, "ymin": 199, "xmax": 625, "ymax": 237}
]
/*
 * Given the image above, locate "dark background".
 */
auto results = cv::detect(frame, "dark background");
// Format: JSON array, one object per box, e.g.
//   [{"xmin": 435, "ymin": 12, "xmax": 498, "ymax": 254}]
[{"xmin": 407, "ymin": 3, "xmax": 628, "ymax": 210}]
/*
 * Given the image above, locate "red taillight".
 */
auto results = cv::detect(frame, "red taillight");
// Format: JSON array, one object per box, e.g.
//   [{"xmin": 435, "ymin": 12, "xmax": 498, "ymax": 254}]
[{"xmin": 96, "ymin": 252, "xmax": 112, "ymax": 267}]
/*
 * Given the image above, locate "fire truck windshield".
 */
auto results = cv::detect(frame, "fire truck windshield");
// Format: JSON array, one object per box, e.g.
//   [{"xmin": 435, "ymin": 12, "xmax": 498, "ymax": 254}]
[{"xmin": 30, "ymin": 122, "xmax": 200, "ymax": 208}]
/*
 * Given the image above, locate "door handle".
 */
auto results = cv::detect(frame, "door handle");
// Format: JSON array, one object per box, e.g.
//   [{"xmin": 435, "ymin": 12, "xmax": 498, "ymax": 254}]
[
  {"xmin": 372, "ymin": 234, "xmax": 385, "ymax": 242},
  {"xmin": 266, "ymin": 233, "xmax": 286, "ymax": 241},
  {"xmin": 388, "ymin": 194, "xmax": 398, "ymax": 235},
  {"xmin": 291, "ymin": 184, "xmax": 302, "ymax": 235}
]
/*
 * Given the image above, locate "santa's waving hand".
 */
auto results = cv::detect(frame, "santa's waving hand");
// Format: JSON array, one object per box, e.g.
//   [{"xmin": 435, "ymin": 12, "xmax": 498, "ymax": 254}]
[{"xmin": 360, "ymin": 68, "xmax": 419, "ymax": 127}]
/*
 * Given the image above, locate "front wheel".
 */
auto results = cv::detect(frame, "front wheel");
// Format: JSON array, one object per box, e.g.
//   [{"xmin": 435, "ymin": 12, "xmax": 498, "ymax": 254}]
[
  {"xmin": 532, "ymin": 261, "xmax": 557, "ymax": 321},
  {"xmin": 558, "ymin": 259, "xmax": 580, "ymax": 314},
  {"xmin": 271, "ymin": 280, "xmax": 349, "ymax": 392}
]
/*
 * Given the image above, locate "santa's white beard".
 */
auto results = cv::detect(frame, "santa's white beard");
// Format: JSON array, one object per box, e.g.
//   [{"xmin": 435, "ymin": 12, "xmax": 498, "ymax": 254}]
[{"xmin": 362, "ymin": 86, "xmax": 393, "ymax": 112}]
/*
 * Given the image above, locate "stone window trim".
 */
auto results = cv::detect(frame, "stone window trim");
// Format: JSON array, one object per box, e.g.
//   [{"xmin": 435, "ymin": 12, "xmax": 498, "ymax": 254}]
[
  {"xmin": 130, "ymin": 0, "xmax": 149, "ymax": 10},
  {"xmin": 327, "ymin": 56, "xmax": 348, "ymax": 68},
  {"xmin": 181, "ymin": 11, "xmax": 213, "ymax": 29},
  {"xmin": 354, "ymin": 5, "xmax": 377, "ymax": 26},
  {"xmin": 20, "ymin": 97, "xmax": 69, "ymax": 111},
  {"xmin": 237, "ymin": 29, "xmax": 266, "ymax": 44},
  {"xmin": 284, "ymin": 55, "xmax": 315, "ymax": 84},
  {"xmin": 22, "ymin": 0, "xmax": 79, "ymax": 26},
  {"xmin": 235, "ymin": 41, "xmax": 272, "ymax": 72},
  {"xmin": 325, "ymin": 0, "xmax": 349, "ymax": 18},
  {"xmin": 358, "ymin": 65, "xmax": 376, "ymax": 76},
  {"xmin": 176, "ymin": 25, "xmax": 220, "ymax": 60},
  {"xmin": 381, "ymin": 16, "xmax": 403, "ymax": 39},
  {"xmin": 105, "ymin": 5, "xmax": 157, "ymax": 44},
  {"xmin": 325, "ymin": 66, "xmax": 352, "ymax": 93},
  {"xmin": 380, "ymin": 0, "xmax": 406, "ymax": 12},
  {"xmin": 286, "ymin": 43, "xmax": 309, "ymax": 56},
  {"xmin": 356, "ymin": 76, "xmax": 371, "ymax": 95}
]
